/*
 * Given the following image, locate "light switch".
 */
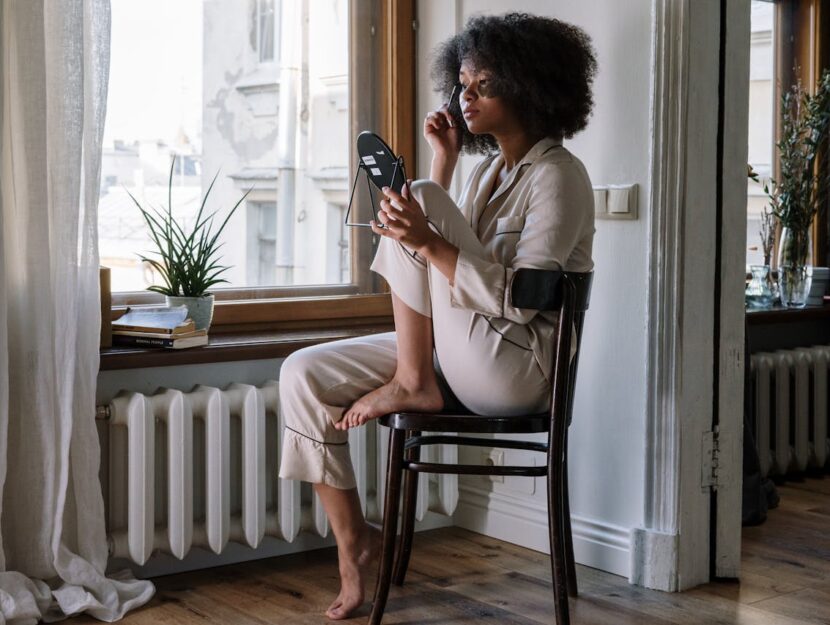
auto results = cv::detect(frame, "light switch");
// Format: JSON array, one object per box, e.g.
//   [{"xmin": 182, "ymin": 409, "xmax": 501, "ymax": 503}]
[
  {"xmin": 598, "ymin": 183, "xmax": 638, "ymax": 220},
  {"xmin": 593, "ymin": 186, "xmax": 607, "ymax": 216},
  {"xmin": 608, "ymin": 185, "xmax": 630, "ymax": 214}
]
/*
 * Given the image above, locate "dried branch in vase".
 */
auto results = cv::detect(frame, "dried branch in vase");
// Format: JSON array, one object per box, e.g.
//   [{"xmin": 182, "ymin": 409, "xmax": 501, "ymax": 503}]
[{"xmin": 758, "ymin": 205, "xmax": 777, "ymax": 267}]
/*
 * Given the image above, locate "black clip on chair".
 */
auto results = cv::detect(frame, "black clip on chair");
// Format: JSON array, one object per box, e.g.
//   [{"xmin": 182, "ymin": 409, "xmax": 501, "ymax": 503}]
[{"xmin": 368, "ymin": 269, "xmax": 593, "ymax": 625}]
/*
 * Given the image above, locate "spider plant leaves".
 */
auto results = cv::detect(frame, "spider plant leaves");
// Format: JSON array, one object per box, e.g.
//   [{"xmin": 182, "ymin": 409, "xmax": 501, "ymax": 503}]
[
  {"xmin": 205, "ymin": 187, "xmax": 253, "ymax": 255},
  {"xmin": 129, "ymin": 155, "xmax": 250, "ymax": 297}
]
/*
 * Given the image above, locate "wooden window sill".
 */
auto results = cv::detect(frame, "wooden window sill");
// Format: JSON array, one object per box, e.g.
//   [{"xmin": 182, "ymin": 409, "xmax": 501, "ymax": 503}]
[
  {"xmin": 110, "ymin": 293, "xmax": 393, "ymax": 331},
  {"xmin": 746, "ymin": 301, "xmax": 830, "ymax": 325},
  {"xmin": 100, "ymin": 321, "xmax": 395, "ymax": 370}
]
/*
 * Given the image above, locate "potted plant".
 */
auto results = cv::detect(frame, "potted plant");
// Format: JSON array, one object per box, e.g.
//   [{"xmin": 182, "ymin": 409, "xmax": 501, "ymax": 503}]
[
  {"xmin": 126, "ymin": 156, "xmax": 251, "ymax": 329},
  {"xmin": 763, "ymin": 66, "xmax": 830, "ymax": 307}
]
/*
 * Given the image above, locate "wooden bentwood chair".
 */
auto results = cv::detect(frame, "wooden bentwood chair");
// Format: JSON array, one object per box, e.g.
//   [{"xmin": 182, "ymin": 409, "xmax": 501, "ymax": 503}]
[{"xmin": 368, "ymin": 269, "xmax": 594, "ymax": 625}]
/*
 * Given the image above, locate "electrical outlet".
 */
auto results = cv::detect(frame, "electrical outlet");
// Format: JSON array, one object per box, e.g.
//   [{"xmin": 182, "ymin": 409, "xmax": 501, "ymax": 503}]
[{"xmin": 482, "ymin": 449, "xmax": 505, "ymax": 483}]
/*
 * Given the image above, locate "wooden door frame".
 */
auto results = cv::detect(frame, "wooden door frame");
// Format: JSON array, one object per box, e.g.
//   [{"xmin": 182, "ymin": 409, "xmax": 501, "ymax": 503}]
[
  {"xmin": 631, "ymin": 0, "xmax": 747, "ymax": 591},
  {"xmin": 715, "ymin": 0, "xmax": 751, "ymax": 582}
]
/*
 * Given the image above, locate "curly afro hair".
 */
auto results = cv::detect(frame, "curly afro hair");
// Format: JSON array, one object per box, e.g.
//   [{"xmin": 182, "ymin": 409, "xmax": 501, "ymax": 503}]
[{"xmin": 431, "ymin": 12, "xmax": 598, "ymax": 155}]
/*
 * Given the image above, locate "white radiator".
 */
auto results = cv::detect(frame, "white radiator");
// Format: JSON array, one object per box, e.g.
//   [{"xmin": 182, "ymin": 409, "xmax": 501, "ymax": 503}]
[
  {"xmin": 102, "ymin": 381, "xmax": 458, "ymax": 566},
  {"xmin": 750, "ymin": 347, "xmax": 830, "ymax": 478}
]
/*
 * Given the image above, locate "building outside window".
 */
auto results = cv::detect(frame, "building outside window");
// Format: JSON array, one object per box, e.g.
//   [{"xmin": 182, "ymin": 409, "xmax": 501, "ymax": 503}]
[
  {"xmin": 326, "ymin": 203, "xmax": 350, "ymax": 284},
  {"xmin": 99, "ymin": 0, "xmax": 353, "ymax": 296},
  {"xmin": 247, "ymin": 200, "xmax": 278, "ymax": 286},
  {"xmin": 747, "ymin": 0, "xmax": 775, "ymax": 269}
]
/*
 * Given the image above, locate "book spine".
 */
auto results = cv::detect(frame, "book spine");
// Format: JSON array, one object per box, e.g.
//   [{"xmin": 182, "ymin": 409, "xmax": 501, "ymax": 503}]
[
  {"xmin": 112, "ymin": 329, "xmax": 205, "ymax": 339},
  {"xmin": 112, "ymin": 324, "xmax": 175, "ymax": 335},
  {"xmin": 114, "ymin": 335, "xmax": 176, "ymax": 348}
]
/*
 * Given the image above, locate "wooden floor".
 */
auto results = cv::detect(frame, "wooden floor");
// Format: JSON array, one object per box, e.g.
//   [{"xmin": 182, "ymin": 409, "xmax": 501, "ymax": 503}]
[{"xmin": 71, "ymin": 477, "xmax": 830, "ymax": 624}]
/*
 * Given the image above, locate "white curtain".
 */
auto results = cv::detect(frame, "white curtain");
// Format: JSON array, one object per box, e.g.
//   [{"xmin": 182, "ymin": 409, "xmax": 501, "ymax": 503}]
[{"xmin": 0, "ymin": 0, "xmax": 154, "ymax": 622}]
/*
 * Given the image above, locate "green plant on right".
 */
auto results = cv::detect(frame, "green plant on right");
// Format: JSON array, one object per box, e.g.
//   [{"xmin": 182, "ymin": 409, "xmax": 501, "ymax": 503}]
[
  {"xmin": 763, "ymin": 66, "xmax": 830, "ymax": 233},
  {"xmin": 126, "ymin": 156, "xmax": 252, "ymax": 297}
]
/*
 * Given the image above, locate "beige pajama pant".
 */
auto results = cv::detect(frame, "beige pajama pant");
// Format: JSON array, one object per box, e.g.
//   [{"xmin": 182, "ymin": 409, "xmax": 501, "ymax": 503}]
[{"xmin": 278, "ymin": 180, "xmax": 551, "ymax": 489}]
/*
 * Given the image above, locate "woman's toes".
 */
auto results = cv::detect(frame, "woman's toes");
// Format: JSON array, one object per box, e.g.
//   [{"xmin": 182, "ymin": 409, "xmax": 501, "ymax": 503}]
[
  {"xmin": 327, "ymin": 607, "xmax": 342, "ymax": 619},
  {"xmin": 340, "ymin": 408, "xmax": 358, "ymax": 429}
]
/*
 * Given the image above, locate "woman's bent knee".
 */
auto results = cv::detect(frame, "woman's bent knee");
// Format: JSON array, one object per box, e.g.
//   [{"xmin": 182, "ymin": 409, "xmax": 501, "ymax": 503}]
[
  {"xmin": 409, "ymin": 178, "xmax": 441, "ymax": 198},
  {"xmin": 409, "ymin": 179, "xmax": 450, "ymax": 216},
  {"xmin": 280, "ymin": 345, "xmax": 335, "ymax": 394},
  {"xmin": 280, "ymin": 348, "xmax": 311, "ymax": 385},
  {"xmin": 278, "ymin": 347, "xmax": 330, "ymax": 429}
]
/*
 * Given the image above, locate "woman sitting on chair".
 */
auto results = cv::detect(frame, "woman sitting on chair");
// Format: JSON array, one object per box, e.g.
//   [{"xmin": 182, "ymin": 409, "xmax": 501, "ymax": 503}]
[{"xmin": 278, "ymin": 11, "xmax": 597, "ymax": 620}]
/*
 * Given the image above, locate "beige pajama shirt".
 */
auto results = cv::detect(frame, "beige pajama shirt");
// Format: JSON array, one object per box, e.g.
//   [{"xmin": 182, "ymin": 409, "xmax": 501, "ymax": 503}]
[{"xmin": 278, "ymin": 137, "xmax": 595, "ymax": 489}]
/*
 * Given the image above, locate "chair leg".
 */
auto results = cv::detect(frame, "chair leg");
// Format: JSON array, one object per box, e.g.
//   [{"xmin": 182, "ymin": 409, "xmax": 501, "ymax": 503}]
[
  {"xmin": 562, "ymin": 442, "xmax": 578, "ymax": 598},
  {"xmin": 369, "ymin": 428, "xmax": 406, "ymax": 625},
  {"xmin": 392, "ymin": 430, "xmax": 420, "ymax": 586},
  {"xmin": 548, "ymin": 446, "xmax": 570, "ymax": 624}
]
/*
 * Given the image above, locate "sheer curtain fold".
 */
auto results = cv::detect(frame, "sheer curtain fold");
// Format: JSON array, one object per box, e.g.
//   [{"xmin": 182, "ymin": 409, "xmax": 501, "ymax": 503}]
[{"xmin": 0, "ymin": 1, "xmax": 154, "ymax": 622}]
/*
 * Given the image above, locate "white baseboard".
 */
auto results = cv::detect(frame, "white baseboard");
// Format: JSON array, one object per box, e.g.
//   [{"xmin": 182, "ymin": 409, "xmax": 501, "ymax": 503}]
[
  {"xmin": 629, "ymin": 527, "xmax": 679, "ymax": 591},
  {"xmin": 452, "ymin": 483, "xmax": 631, "ymax": 578}
]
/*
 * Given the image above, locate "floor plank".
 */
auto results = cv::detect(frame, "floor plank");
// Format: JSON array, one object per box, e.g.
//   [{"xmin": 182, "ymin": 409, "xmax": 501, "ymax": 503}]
[
  {"xmin": 67, "ymin": 477, "xmax": 830, "ymax": 624},
  {"xmin": 748, "ymin": 588, "xmax": 830, "ymax": 625}
]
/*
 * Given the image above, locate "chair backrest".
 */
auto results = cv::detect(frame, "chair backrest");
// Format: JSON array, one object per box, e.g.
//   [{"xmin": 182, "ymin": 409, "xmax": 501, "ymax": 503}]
[
  {"xmin": 511, "ymin": 269, "xmax": 594, "ymax": 426},
  {"xmin": 510, "ymin": 268, "xmax": 593, "ymax": 313}
]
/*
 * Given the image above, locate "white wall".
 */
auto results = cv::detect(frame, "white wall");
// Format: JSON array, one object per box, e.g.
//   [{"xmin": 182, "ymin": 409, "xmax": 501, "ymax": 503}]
[{"xmin": 416, "ymin": 0, "xmax": 654, "ymax": 577}]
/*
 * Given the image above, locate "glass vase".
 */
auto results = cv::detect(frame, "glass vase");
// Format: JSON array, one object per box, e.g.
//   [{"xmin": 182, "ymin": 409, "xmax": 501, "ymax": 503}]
[
  {"xmin": 776, "ymin": 226, "xmax": 812, "ymax": 308},
  {"xmin": 745, "ymin": 264, "xmax": 774, "ymax": 309}
]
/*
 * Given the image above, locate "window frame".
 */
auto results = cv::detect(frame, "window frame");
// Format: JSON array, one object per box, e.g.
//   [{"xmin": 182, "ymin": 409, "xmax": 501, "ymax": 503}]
[
  {"xmin": 108, "ymin": 0, "xmax": 414, "ymax": 330},
  {"xmin": 254, "ymin": 0, "xmax": 279, "ymax": 65}
]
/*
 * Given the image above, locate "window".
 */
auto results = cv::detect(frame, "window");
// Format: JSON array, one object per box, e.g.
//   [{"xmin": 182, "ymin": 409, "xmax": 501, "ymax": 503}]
[
  {"xmin": 746, "ymin": 0, "xmax": 830, "ymax": 270},
  {"xmin": 328, "ymin": 203, "xmax": 351, "ymax": 284},
  {"xmin": 247, "ymin": 200, "xmax": 278, "ymax": 285},
  {"xmin": 747, "ymin": 1, "xmax": 776, "ymax": 268},
  {"xmin": 100, "ymin": 0, "xmax": 413, "ymax": 325},
  {"xmin": 253, "ymin": 0, "xmax": 278, "ymax": 64}
]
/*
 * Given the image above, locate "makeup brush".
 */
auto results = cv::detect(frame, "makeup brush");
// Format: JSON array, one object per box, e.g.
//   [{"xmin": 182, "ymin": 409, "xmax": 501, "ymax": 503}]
[{"xmin": 446, "ymin": 84, "xmax": 458, "ymax": 127}]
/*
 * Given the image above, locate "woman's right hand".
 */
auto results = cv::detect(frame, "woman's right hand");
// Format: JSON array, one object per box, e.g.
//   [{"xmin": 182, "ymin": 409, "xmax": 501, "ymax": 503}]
[{"xmin": 423, "ymin": 103, "xmax": 462, "ymax": 162}]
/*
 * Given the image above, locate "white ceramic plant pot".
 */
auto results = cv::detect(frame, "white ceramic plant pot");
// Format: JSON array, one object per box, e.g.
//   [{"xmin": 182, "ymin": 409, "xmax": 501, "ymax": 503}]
[{"xmin": 166, "ymin": 294, "xmax": 215, "ymax": 331}]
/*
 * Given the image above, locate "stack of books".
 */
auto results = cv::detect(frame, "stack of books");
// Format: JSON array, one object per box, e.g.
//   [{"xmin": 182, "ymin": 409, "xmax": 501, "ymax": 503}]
[
  {"xmin": 807, "ymin": 267, "xmax": 829, "ymax": 306},
  {"xmin": 112, "ymin": 306, "xmax": 208, "ymax": 349}
]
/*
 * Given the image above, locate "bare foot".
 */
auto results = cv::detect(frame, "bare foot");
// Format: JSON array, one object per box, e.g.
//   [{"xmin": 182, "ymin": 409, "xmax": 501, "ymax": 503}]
[
  {"xmin": 326, "ymin": 524, "xmax": 383, "ymax": 620},
  {"xmin": 334, "ymin": 376, "xmax": 444, "ymax": 430}
]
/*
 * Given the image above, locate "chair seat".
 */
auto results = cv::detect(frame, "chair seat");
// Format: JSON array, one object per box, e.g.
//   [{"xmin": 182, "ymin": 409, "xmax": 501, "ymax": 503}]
[{"xmin": 379, "ymin": 410, "xmax": 550, "ymax": 434}]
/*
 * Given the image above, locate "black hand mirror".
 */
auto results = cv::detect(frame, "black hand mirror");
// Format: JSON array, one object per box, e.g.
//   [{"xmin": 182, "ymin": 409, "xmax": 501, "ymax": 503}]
[{"xmin": 345, "ymin": 131, "xmax": 409, "ymax": 228}]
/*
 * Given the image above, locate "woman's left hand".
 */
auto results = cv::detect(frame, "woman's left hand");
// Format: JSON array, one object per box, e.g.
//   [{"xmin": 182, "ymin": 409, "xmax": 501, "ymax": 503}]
[{"xmin": 371, "ymin": 180, "xmax": 438, "ymax": 253}]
